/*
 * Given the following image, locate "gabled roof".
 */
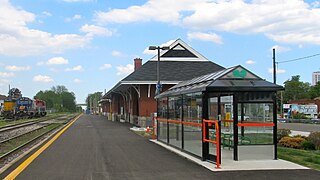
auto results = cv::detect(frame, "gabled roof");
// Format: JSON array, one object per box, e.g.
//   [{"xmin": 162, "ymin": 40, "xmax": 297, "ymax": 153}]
[
  {"xmin": 122, "ymin": 61, "xmax": 224, "ymax": 83},
  {"xmin": 102, "ymin": 39, "xmax": 225, "ymax": 99},
  {"xmin": 122, "ymin": 39, "xmax": 224, "ymax": 83},
  {"xmin": 150, "ymin": 39, "xmax": 208, "ymax": 61},
  {"xmin": 156, "ymin": 65, "xmax": 284, "ymax": 98}
]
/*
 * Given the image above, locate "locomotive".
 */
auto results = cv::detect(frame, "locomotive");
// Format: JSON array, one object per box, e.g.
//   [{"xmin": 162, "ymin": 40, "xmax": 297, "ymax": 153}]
[{"xmin": 1, "ymin": 88, "xmax": 47, "ymax": 119}]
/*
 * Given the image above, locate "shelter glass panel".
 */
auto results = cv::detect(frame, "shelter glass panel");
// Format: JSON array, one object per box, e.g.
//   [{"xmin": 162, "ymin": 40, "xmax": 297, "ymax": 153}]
[
  {"xmin": 158, "ymin": 98, "xmax": 168, "ymax": 119},
  {"xmin": 168, "ymin": 96, "xmax": 182, "ymax": 148},
  {"xmin": 220, "ymin": 95, "xmax": 233, "ymax": 134},
  {"xmin": 183, "ymin": 93, "xmax": 202, "ymax": 157},
  {"xmin": 238, "ymin": 103, "xmax": 274, "ymax": 145},
  {"xmin": 157, "ymin": 97, "xmax": 167, "ymax": 143},
  {"xmin": 158, "ymin": 121, "xmax": 167, "ymax": 143}
]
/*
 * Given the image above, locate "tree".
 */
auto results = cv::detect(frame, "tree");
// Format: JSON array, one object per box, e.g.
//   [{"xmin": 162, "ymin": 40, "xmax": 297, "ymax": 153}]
[
  {"xmin": 61, "ymin": 92, "xmax": 76, "ymax": 112},
  {"xmin": 86, "ymin": 92, "xmax": 102, "ymax": 113},
  {"xmin": 34, "ymin": 85, "xmax": 77, "ymax": 112},
  {"xmin": 86, "ymin": 92, "xmax": 102, "ymax": 107},
  {"xmin": 283, "ymin": 75, "xmax": 310, "ymax": 102},
  {"xmin": 51, "ymin": 85, "xmax": 68, "ymax": 94},
  {"xmin": 309, "ymin": 81, "xmax": 320, "ymax": 99}
]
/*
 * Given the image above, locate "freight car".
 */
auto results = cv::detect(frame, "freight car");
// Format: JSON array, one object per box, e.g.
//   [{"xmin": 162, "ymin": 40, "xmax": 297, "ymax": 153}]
[
  {"xmin": 33, "ymin": 99, "xmax": 47, "ymax": 117},
  {"xmin": 1, "ymin": 88, "xmax": 47, "ymax": 119},
  {"xmin": 16, "ymin": 97, "xmax": 33, "ymax": 118},
  {"xmin": 2, "ymin": 100, "xmax": 16, "ymax": 119}
]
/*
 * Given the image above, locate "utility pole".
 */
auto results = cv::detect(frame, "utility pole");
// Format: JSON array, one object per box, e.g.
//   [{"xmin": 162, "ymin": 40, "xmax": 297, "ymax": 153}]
[{"xmin": 273, "ymin": 48, "xmax": 276, "ymax": 84}]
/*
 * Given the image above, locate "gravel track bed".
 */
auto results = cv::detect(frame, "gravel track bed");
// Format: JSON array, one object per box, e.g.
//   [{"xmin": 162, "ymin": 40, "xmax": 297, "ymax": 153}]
[
  {"xmin": 0, "ymin": 126, "xmax": 60, "ymax": 169},
  {"xmin": 0, "ymin": 124, "xmax": 45, "ymax": 142}
]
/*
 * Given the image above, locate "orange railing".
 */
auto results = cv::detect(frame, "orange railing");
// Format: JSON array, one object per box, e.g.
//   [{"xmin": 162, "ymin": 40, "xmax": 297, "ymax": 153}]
[
  {"xmin": 155, "ymin": 117, "xmax": 220, "ymax": 168},
  {"xmin": 203, "ymin": 119, "xmax": 220, "ymax": 169}
]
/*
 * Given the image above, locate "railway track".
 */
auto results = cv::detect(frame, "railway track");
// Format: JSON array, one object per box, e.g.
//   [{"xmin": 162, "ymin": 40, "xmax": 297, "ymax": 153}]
[
  {"xmin": 0, "ymin": 114, "xmax": 65, "ymax": 133},
  {"xmin": 0, "ymin": 113, "xmax": 79, "ymax": 170}
]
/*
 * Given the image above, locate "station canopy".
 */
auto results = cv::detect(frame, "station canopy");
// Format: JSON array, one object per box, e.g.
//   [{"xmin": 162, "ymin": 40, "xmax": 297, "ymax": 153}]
[{"xmin": 156, "ymin": 65, "xmax": 284, "ymax": 98}]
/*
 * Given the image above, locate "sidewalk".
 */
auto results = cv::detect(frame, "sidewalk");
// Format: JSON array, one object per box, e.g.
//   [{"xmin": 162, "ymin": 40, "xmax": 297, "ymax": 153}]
[{"xmin": 151, "ymin": 140, "xmax": 308, "ymax": 172}]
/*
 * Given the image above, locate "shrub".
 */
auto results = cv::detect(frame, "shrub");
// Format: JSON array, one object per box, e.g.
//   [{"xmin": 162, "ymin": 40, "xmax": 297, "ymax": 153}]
[
  {"xmin": 277, "ymin": 128, "xmax": 291, "ymax": 142},
  {"xmin": 300, "ymin": 140, "xmax": 316, "ymax": 150},
  {"xmin": 279, "ymin": 137, "xmax": 305, "ymax": 149},
  {"xmin": 308, "ymin": 132, "xmax": 320, "ymax": 150},
  {"xmin": 292, "ymin": 112, "xmax": 308, "ymax": 119}
]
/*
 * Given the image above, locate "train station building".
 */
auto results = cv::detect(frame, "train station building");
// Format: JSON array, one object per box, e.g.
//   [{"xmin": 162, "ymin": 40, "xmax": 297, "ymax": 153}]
[
  {"xmin": 100, "ymin": 39, "xmax": 283, "ymax": 163},
  {"xmin": 100, "ymin": 39, "xmax": 224, "ymax": 126}
]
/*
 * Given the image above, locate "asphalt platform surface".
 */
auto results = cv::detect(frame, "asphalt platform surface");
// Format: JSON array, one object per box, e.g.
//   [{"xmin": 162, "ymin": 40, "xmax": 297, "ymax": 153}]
[{"xmin": 1, "ymin": 115, "xmax": 319, "ymax": 180}]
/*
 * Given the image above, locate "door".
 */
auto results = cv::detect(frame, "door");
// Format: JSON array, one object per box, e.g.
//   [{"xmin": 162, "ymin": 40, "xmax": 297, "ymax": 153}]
[
  {"xmin": 207, "ymin": 96, "xmax": 219, "ymax": 162},
  {"xmin": 204, "ymin": 94, "xmax": 234, "ymax": 163}
]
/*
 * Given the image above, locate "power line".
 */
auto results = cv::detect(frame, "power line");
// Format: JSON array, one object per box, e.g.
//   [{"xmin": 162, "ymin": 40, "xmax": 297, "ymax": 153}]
[{"xmin": 277, "ymin": 53, "xmax": 320, "ymax": 64}]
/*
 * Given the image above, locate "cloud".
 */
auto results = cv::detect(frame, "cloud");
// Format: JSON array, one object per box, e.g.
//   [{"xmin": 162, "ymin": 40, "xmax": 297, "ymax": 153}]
[
  {"xmin": 65, "ymin": 14, "xmax": 82, "ymax": 22},
  {"xmin": 5, "ymin": 65, "xmax": 31, "ymax": 71},
  {"xmin": 268, "ymin": 68, "xmax": 286, "ymax": 74},
  {"xmin": 187, "ymin": 32, "xmax": 222, "ymax": 44},
  {"xmin": 246, "ymin": 59, "xmax": 256, "ymax": 65},
  {"xmin": 0, "ymin": 72, "xmax": 15, "ymax": 78},
  {"xmin": 73, "ymin": 78, "xmax": 82, "ymax": 83},
  {"xmin": 64, "ymin": 0, "xmax": 95, "ymax": 2},
  {"xmin": 311, "ymin": 1, "xmax": 320, "ymax": 8},
  {"xmin": 96, "ymin": 0, "xmax": 320, "ymax": 45},
  {"xmin": 47, "ymin": 57, "xmax": 69, "ymax": 65},
  {"xmin": 111, "ymin": 50, "xmax": 124, "ymax": 57},
  {"xmin": 80, "ymin": 24, "xmax": 113, "ymax": 37},
  {"xmin": 33, "ymin": 75, "xmax": 53, "ymax": 83},
  {"xmin": 37, "ymin": 61, "xmax": 45, "ymax": 66},
  {"xmin": 143, "ymin": 39, "xmax": 175, "ymax": 55},
  {"xmin": 65, "ymin": 65, "xmax": 83, "ymax": 72},
  {"xmin": 0, "ymin": 1, "xmax": 91, "ymax": 56},
  {"xmin": 271, "ymin": 45, "xmax": 291, "ymax": 53},
  {"xmin": 116, "ymin": 64, "xmax": 134, "ymax": 76},
  {"xmin": 49, "ymin": 68, "xmax": 59, "ymax": 72},
  {"xmin": 99, "ymin": 64, "xmax": 112, "ymax": 70},
  {"xmin": 95, "ymin": 0, "xmax": 200, "ymax": 25},
  {"xmin": 42, "ymin": 11, "xmax": 52, "ymax": 17}
]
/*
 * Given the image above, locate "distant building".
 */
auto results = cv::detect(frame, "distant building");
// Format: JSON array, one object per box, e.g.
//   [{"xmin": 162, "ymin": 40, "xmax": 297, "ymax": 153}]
[{"xmin": 312, "ymin": 71, "xmax": 320, "ymax": 85}]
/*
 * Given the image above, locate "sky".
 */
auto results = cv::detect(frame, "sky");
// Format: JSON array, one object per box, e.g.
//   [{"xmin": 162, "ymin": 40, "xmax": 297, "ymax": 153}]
[{"xmin": 0, "ymin": 0, "xmax": 320, "ymax": 104}]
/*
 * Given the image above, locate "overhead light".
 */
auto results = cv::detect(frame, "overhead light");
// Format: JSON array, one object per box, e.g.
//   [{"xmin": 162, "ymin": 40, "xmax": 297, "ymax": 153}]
[
  {"xmin": 161, "ymin": 46, "xmax": 170, "ymax": 50},
  {"xmin": 149, "ymin": 46, "xmax": 157, "ymax": 50}
]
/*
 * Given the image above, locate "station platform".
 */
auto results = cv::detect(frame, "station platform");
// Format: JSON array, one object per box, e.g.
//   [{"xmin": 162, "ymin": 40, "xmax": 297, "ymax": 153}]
[{"xmin": 1, "ymin": 115, "xmax": 319, "ymax": 180}]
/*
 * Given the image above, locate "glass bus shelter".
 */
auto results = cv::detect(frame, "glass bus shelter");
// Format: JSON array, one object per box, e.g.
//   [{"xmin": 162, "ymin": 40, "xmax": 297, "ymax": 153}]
[{"xmin": 156, "ymin": 65, "xmax": 283, "ymax": 164}]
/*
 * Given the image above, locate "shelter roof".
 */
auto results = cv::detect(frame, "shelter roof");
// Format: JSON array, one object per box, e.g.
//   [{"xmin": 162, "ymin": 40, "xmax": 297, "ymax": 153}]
[{"xmin": 156, "ymin": 65, "xmax": 284, "ymax": 98}]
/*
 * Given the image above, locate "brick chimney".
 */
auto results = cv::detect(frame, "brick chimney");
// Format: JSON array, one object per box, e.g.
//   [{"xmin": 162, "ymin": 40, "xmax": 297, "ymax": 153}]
[{"xmin": 134, "ymin": 58, "xmax": 142, "ymax": 71}]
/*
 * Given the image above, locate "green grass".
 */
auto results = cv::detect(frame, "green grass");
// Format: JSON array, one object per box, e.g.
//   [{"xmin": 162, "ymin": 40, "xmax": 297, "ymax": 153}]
[
  {"xmin": 278, "ymin": 146, "xmax": 320, "ymax": 170},
  {"xmin": 132, "ymin": 130, "xmax": 153, "ymax": 138}
]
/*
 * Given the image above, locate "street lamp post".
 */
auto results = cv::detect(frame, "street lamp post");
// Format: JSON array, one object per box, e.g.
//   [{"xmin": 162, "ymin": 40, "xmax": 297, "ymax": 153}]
[
  {"xmin": 148, "ymin": 45, "xmax": 170, "ymax": 95},
  {"xmin": 149, "ymin": 45, "xmax": 169, "ymax": 140}
]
